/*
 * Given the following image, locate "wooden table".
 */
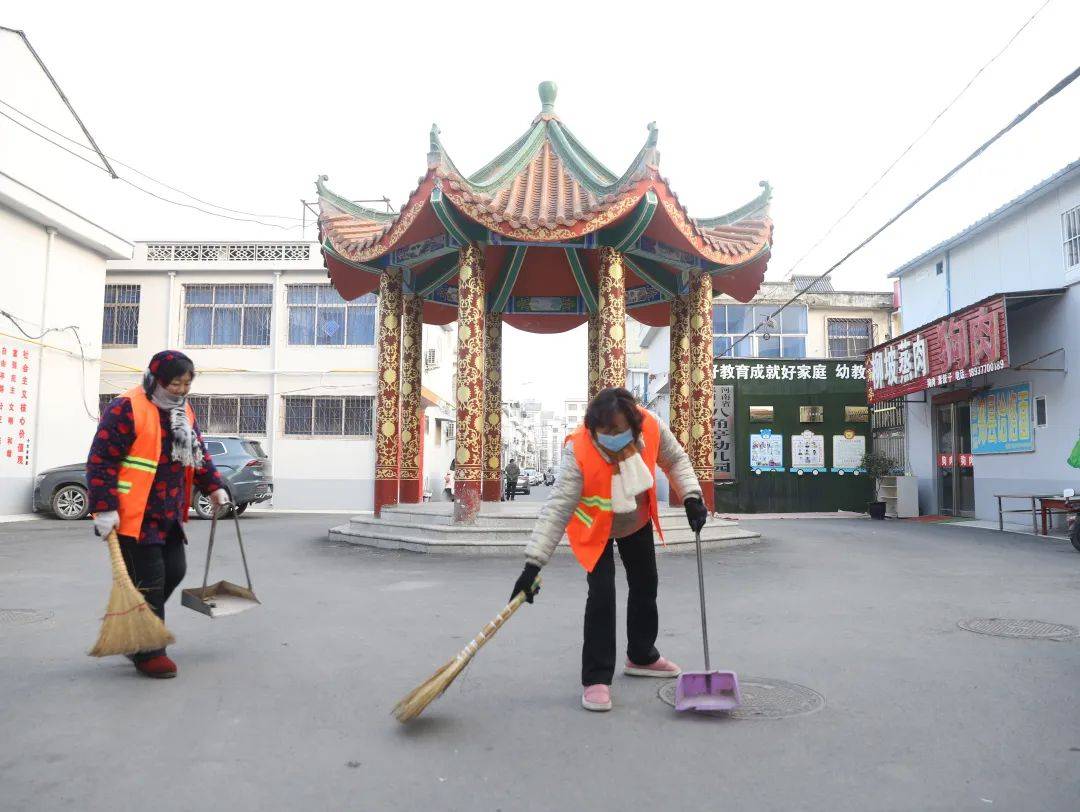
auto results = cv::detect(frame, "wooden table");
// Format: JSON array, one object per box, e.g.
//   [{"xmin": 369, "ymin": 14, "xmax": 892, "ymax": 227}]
[{"xmin": 1037, "ymin": 496, "xmax": 1074, "ymax": 536}]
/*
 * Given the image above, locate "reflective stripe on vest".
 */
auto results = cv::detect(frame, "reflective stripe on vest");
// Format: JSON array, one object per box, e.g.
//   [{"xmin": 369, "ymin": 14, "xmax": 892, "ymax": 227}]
[
  {"xmin": 115, "ymin": 386, "xmax": 197, "ymax": 538},
  {"xmin": 565, "ymin": 408, "xmax": 662, "ymax": 572}
]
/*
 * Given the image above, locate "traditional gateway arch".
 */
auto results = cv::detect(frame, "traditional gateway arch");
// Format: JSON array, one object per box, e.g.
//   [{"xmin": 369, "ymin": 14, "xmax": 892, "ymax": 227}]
[{"xmin": 316, "ymin": 82, "xmax": 773, "ymax": 523}]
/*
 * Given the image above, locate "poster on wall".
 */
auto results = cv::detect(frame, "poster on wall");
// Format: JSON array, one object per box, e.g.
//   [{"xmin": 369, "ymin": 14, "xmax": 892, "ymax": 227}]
[
  {"xmin": 750, "ymin": 428, "xmax": 784, "ymax": 472},
  {"xmin": 0, "ymin": 339, "xmax": 35, "ymax": 470},
  {"xmin": 791, "ymin": 430, "xmax": 825, "ymax": 472},
  {"xmin": 713, "ymin": 385, "xmax": 734, "ymax": 479},
  {"xmin": 970, "ymin": 382, "xmax": 1033, "ymax": 454},
  {"xmin": 831, "ymin": 431, "xmax": 866, "ymax": 473}
]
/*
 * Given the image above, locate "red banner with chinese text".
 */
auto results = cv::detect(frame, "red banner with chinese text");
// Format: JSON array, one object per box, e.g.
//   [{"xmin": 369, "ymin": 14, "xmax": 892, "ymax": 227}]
[{"xmin": 865, "ymin": 296, "xmax": 1009, "ymax": 403}]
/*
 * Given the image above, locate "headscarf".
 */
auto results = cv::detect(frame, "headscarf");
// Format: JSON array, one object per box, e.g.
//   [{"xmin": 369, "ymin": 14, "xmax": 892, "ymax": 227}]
[{"xmin": 141, "ymin": 350, "xmax": 204, "ymax": 469}]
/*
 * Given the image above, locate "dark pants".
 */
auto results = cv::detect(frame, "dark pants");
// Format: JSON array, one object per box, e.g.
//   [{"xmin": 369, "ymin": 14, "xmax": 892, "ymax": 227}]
[
  {"xmin": 582, "ymin": 521, "xmax": 660, "ymax": 686},
  {"xmin": 505, "ymin": 480, "xmax": 516, "ymax": 500},
  {"xmin": 118, "ymin": 523, "xmax": 186, "ymax": 660}
]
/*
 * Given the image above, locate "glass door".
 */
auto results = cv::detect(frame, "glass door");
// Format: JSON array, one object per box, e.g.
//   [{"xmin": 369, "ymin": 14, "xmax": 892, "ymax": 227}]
[
  {"xmin": 935, "ymin": 404, "xmax": 954, "ymax": 514},
  {"xmin": 934, "ymin": 401, "xmax": 975, "ymax": 517}
]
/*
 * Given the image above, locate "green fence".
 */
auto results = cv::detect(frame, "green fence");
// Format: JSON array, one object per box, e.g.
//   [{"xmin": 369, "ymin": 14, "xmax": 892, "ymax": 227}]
[{"xmin": 713, "ymin": 359, "xmax": 873, "ymax": 513}]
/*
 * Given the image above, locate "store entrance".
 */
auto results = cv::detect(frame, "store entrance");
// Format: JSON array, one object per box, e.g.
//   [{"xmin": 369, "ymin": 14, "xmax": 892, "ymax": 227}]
[{"xmin": 934, "ymin": 401, "xmax": 975, "ymax": 516}]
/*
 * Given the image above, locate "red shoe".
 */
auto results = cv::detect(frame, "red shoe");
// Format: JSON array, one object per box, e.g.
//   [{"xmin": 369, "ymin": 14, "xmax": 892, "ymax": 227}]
[{"xmin": 134, "ymin": 654, "xmax": 177, "ymax": 679}]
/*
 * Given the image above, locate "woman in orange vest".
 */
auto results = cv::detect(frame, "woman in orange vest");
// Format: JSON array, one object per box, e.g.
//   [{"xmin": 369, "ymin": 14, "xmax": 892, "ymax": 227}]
[
  {"xmin": 510, "ymin": 387, "xmax": 709, "ymax": 712},
  {"xmin": 87, "ymin": 350, "xmax": 229, "ymax": 678}
]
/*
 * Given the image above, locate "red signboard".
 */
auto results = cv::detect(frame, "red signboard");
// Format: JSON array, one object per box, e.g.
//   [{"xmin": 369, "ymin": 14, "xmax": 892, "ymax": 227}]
[{"xmin": 865, "ymin": 295, "xmax": 1009, "ymax": 403}]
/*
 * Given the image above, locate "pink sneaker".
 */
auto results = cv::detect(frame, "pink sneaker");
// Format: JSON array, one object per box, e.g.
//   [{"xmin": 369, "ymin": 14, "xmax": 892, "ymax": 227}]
[
  {"xmin": 581, "ymin": 684, "xmax": 612, "ymax": 712},
  {"xmin": 623, "ymin": 656, "xmax": 681, "ymax": 678}
]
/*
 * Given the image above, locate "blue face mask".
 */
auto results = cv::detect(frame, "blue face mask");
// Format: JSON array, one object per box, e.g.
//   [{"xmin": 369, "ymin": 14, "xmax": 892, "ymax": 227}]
[{"xmin": 596, "ymin": 428, "xmax": 634, "ymax": 453}]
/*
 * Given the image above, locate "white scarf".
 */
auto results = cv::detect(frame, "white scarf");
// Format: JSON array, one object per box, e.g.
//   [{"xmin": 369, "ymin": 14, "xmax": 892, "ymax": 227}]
[{"xmin": 144, "ymin": 373, "xmax": 204, "ymax": 469}]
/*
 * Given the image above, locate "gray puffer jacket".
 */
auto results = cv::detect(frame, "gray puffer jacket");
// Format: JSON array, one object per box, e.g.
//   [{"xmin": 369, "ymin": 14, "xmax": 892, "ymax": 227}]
[{"xmin": 524, "ymin": 413, "xmax": 701, "ymax": 568}]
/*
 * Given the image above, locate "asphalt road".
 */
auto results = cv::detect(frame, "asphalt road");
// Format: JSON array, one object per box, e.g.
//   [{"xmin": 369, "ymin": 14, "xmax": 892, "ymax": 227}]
[{"xmin": 1, "ymin": 513, "xmax": 1078, "ymax": 811}]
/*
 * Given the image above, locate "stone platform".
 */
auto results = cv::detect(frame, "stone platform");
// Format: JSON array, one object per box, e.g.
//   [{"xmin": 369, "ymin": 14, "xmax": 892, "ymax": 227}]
[{"xmin": 329, "ymin": 502, "xmax": 760, "ymax": 555}]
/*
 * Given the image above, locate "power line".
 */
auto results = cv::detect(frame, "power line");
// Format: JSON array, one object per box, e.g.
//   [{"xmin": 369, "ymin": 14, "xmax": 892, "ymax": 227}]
[
  {"xmin": 0, "ymin": 97, "xmax": 302, "ymax": 222},
  {"xmin": 729, "ymin": 63, "xmax": 1080, "ymax": 355},
  {"xmin": 0, "ymin": 108, "xmax": 306, "ymax": 231},
  {"xmin": 783, "ymin": 0, "xmax": 1056, "ymax": 280}
]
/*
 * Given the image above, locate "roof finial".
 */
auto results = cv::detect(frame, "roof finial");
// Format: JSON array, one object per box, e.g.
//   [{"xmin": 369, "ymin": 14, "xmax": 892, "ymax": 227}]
[{"xmin": 538, "ymin": 81, "xmax": 558, "ymax": 115}]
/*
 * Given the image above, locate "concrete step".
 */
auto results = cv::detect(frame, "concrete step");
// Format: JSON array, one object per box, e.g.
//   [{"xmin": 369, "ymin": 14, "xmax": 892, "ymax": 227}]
[{"xmin": 329, "ymin": 516, "xmax": 761, "ymax": 557}]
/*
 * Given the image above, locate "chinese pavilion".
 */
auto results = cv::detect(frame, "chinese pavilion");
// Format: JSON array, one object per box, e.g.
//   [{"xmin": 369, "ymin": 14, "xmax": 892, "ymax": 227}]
[{"xmin": 317, "ymin": 82, "xmax": 773, "ymax": 522}]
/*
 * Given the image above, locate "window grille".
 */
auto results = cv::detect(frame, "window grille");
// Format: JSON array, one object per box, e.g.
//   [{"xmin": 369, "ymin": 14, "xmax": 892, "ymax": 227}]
[
  {"xmin": 444, "ymin": 421, "xmax": 456, "ymax": 440},
  {"xmin": 712, "ymin": 303, "xmax": 807, "ymax": 359},
  {"xmin": 827, "ymin": 318, "xmax": 874, "ymax": 358},
  {"xmin": 184, "ymin": 284, "xmax": 272, "ymax": 346},
  {"xmin": 871, "ymin": 397, "xmax": 906, "ymax": 472},
  {"xmin": 286, "ymin": 285, "xmax": 376, "ymax": 346},
  {"xmin": 283, "ymin": 395, "xmax": 374, "ymax": 436},
  {"xmin": 1063, "ymin": 205, "xmax": 1080, "ymax": 269},
  {"xmin": 424, "ymin": 348, "xmax": 438, "ymax": 369},
  {"xmin": 102, "ymin": 284, "xmax": 140, "ymax": 346},
  {"xmin": 145, "ymin": 243, "xmax": 310, "ymax": 262},
  {"xmin": 189, "ymin": 395, "xmax": 268, "ymax": 435}
]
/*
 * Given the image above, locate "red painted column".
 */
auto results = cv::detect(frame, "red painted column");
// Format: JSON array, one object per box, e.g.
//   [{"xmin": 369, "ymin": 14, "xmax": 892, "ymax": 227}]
[
  {"xmin": 398, "ymin": 293, "xmax": 423, "ymax": 503},
  {"xmin": 668, "ymin": 293, "xmax": 691, "ymax": 506},
  {"xmin": 597, "ymin": 248, "xmax": 627, "ymax": 390},
  {"xmin": 587, "ymin": 310, "xmax": 601, "ymax": 402},
  {"xmin": 453, "ymin": 245, "xmax": 485, "ymax": 523},
  {"xmin": 482, "ymin": 313, "xmax": 503, "ymax": 501},
  {"xmin": 373, "ymin": 269, "xmax": 402, "ymax": 516},
  {"xmin": 688, "ymin": 271, "xmax": 715, "ymax": 512}
]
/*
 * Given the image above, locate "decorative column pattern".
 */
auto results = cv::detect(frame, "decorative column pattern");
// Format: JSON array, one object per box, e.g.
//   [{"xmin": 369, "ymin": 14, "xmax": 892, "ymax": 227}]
[
  {"xmin": 374, "ymin": 269, "xmax": 403, "ymax": 517},
  {"xmin": 668, "ymin": 294, "xmax": 692, "ymax": 506},
  {"xmin": 398, "ymin": 293, "xmax": 424, "ymax": 504},
  {"xmin": 587, "ymin": 311, "xmax": 601, "ymax": 402},
  {"xmin": 482, "ymin": 313, "xmax": 503, "ymax": 501},
  {"xmin": 688, "ymin": 271, "xmax": 715, "ymax": 512},
  {"xmin": 453, "ymin": 244, "xmax": 485, "ymax": 523},
  {"xmin": 596, "ymin": 247, "xmax": 627, "ymax": 391}
]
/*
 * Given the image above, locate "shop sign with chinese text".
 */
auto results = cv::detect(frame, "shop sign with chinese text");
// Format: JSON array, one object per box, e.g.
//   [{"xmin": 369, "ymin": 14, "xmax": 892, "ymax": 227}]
[
  {"xmin": 0, "ymin": 339, "xmax": 35, "ymax": 469},
  {"xmin": 970, "ymin": 382, "xmax": 1033, "ymax": 454},
  {"xmin": 865, "ymin": 297, "xmax": 1009, "ymax": 403}
]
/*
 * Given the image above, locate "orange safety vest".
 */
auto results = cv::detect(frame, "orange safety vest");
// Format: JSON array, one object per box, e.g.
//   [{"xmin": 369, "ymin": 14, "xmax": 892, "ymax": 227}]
[
  {"xmin": 565, "ymin": 407, "xmax": 663, "ymax": 572},
  {"xmin": 116, "ymin": 386, "xmax": 196, "ymax": 538}
]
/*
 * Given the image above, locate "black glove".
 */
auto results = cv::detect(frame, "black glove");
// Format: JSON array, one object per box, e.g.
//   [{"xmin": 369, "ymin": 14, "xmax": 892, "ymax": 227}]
[
  {"xmin": 684, "ymin": 496, "xmax": 708, "ymax": 533},
  {"xmin": 510, "ymin": 563, "xmax": 542, "ymax": 604}
]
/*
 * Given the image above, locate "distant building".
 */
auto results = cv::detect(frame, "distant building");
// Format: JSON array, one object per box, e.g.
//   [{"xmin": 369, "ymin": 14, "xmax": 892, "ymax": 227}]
[
  {"xmin": 101, "ymin": 240, "xmax": 457, "ymax": 510},
  {"xmin": 872, "ymin": 160, "xmax": 1080, "ymax": 524},
  {"xmin": 0, "ymin": 172, "xmax": 131, "ymax": 517}
]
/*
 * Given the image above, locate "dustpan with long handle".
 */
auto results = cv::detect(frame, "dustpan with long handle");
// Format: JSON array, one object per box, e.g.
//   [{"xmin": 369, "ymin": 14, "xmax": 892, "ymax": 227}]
[
  {"xmin": 181, "ymin": 504, "xmax": 260, "ymax": 618},
  {"xmin": 674, "ymin": 529, "xmax": 741, "ymax": 712}
]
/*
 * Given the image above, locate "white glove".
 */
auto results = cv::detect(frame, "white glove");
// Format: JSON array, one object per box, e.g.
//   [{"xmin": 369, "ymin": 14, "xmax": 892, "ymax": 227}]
[
  {"xmin": 210, "ymin": 489, "xmax": 231, "ymax": 507},
  {"xmin": 93, "ymin": 510, "xmax": 119, "ymax": 538}
]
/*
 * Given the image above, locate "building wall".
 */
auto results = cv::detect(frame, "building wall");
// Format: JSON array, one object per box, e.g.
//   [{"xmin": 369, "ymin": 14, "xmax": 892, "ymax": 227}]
[
  {"xmin": 103, "ymin": 243, "xmax": 456, "ymax": 511},
  {"xmin": 0, "ymin": 205, "xmax": 119, "ymax": 515}
]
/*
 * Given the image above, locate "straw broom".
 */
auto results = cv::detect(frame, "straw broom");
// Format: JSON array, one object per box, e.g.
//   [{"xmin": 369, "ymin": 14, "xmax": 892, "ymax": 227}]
[
  {"xmin": 393, "ymin": 575, "xmax": 541, "ymax": 722},
  {"xmin": 88, "ymin": 530, "xmax": 175, "ymax": 657}
]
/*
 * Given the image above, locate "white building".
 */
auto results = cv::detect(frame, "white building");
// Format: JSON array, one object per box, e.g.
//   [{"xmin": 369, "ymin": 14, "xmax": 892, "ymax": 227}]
[
  {"xmin": 101, "ymin": 240, "xmax": 456, "ymax": 510},
  {"xmin": 0, "ymin": 172, "xmax": 131, "ymax": 517},
  {"xmin": 876, "ymin": 160, "xmax": 1080, "ymax": 523}
]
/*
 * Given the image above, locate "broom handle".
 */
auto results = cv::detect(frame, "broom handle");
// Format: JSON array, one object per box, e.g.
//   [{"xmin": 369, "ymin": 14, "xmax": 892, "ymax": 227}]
[
  {"xmin": 105, "ymin": 530, "xmax": 134, "ymax": 588},
  {"xmin": 454, "ymin": 575, "xmax": 542, "ymax": 664}
]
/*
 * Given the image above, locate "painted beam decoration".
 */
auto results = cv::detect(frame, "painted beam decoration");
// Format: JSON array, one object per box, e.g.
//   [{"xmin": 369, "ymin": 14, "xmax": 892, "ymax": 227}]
[{"xmin": 864, "ymin": 295, "xmax": 1009, "ymax": 403}]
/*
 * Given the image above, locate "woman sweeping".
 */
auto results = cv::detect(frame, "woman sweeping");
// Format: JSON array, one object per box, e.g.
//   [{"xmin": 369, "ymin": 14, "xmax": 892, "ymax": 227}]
[
  {"xmin": 509, "ymin": 387, "xmax": 708, "ymax": 712},
  {"xmin": 87, "ymin": 350, "xmax": 229, "ymax": 678}
]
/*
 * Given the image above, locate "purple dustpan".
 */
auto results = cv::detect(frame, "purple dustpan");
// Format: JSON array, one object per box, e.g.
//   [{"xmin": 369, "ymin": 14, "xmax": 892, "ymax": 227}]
[
  {"xmin": 674, "ymin": 530, "xmax": 741, "ymax": 713},
  {"xmin": 675, "ymin": 670, "xmax": 741, "ymax": 712}
]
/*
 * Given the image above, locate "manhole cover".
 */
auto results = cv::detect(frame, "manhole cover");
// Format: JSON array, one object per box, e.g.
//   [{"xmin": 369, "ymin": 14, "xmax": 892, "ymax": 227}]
[
  {"xmin": 0, "ymin": 609, "xmax": 54, "ymax": 626},
  {"xmin": 658, "ymin": 676, "xmax": 824, "ymax": 719},
  {"xmin": 958, "ymin": 618, "xmax": 1078, "ymax": 640}
]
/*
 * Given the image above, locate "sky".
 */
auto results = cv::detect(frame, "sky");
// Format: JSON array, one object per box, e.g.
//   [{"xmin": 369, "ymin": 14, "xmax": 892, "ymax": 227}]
[{"xmin": 3, "ymin": 0, "xmax": 1079, "ymax": 410}]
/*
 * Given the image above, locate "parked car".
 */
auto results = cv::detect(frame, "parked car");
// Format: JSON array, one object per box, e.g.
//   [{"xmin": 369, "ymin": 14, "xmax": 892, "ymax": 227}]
[
  {"xmin": 32, "ymin": 435, "xmax": 273, "ymax": 520},
  {"xmin": 513, "ymin": 473, "xmax": 530, "ymax": 495},
  {"xmin": 543, "ymin": 469, "xmax": 555, "ymax": 486},
  {"xmin": 524, "ymin": 469, "xmax": 541, "ymax": 486}
]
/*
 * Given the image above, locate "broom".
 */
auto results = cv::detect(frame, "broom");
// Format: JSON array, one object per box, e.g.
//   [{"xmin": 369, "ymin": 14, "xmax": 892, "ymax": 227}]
[
  {"xmin": 88, "ymin": 530, "xmax": 175, "ymax": 657},
  {"xmin": 393, "ymin": 575, "xmax": 541, "ymax": 722}
]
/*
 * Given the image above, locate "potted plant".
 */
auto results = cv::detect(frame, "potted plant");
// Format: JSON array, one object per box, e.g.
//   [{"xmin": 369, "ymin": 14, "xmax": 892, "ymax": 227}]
[{"xmin": 861, "ymin": 451, "xmax": 897, "ymax": 520}]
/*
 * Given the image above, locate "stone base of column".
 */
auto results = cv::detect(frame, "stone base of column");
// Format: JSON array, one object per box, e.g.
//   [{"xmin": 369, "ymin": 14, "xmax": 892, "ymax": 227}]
[
  {"xmin": 374, "ymin": 480, "xmax": 399, "ymax": 517},
  {"xmin": 399, "ymin": 477, "xmax": 422, "ymax": 503},
  {"xmin": 454, "ymin": 481, "xmax": 482, "ymax": 523},
  {"xmin": 482, "ymin": 480, "xmax": 502, "ymax": 501}
]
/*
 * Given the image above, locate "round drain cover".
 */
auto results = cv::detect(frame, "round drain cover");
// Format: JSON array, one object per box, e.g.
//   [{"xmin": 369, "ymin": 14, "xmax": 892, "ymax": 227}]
[
  {"xmin": 958, "ymin": 618, "xmax": 1077, "ymax": 640},
  {"xmin": 658, "ymin": 676, "xmax": 824, "ymax": 719},
  {"xmin": 0, "ymin": 608, "xmax": 54, "ymax": 626}
]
